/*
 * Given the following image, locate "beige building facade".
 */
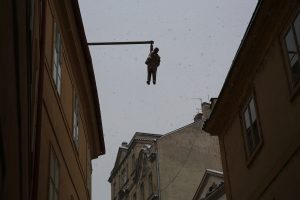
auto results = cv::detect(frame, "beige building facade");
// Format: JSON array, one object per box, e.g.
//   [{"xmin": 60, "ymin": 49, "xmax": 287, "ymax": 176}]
[
  {"xmin": 157, "ymin": 108, "xmax": 222, "ymax": 200},
  {"xmin": 0, "ymin": 0, "xmax": 105, "ymax": 199},
  {"xmin": 109, "ymin": 102, "xmax": 223, "ymax": 200},
  {"xmin": 204, "ymin": 0, "xmax": 300, "ymax": 199},
  {"xmin": 109, "ymin": 133, "xmax": 162, "ymax": 200}
]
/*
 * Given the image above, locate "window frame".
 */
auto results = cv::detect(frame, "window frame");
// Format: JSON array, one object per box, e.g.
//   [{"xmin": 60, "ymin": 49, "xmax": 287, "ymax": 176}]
[
  {"xmin": 72, "ymin": 92, "xmax": 79, "ymax": 150},
  {"xmin": 52, "ymin": 21, "xmax": 62, "ymax": 95},
  {"xmin": 148, "ymin": 172, "xmax": 153, "ymax": 195},
  {"xmin": 132, "ymin": 193, "xmax": 136, "ymax": 200},
  {"xmin": 240, "ymin": 95, "xmax": 263, "ymax": 166},
  {"xmin": 48, "ymin": 148, "xmax": 60, "ymax": 200},
  {"xmin": 121, "ymin": 166, "xmax": 128, "ymax": 186},
  {"xmin": 282, "ymin": 9, "xmax": 300, "ymax": 99},
  {"xmin": 140, "ymin": 182, "xmax": 145, "ymax": 200},
  {"xmin": 132, "ymin": 153, "xmax": 135, "ymax": 173}
]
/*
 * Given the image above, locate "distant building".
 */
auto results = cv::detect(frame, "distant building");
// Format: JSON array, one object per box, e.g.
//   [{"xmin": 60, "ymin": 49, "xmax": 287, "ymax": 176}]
[
  {"xmin": 204, "ymin": 0, "xmax": 300, "ymax": 199},
  {"xmin": 192, "ymin": 170, "xmax": 225, "ymax": 200},
  {"xmin": 108, "ymin": 133, "xmax": 162, "ymax": 200},
  {"xmin": 109, "ymin": 102, "xmax": 223, "ymax": 200},
  {"xmin": 0, "ymin": 0, "xmax": 105, "ymax": 199}
]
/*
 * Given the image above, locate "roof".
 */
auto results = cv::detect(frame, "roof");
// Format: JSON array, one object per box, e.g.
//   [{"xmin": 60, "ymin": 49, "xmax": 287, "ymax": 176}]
[
  {"xmin": 203, "ymin": 0, "xmax": 264, "ymax": 135},
  {"xmin": 192, "ymin": 169, "xmax": 224, "ymax": 200},
  {"xmin": 71, "ymin": 0, "xmax": 105, "ymax": 156}
]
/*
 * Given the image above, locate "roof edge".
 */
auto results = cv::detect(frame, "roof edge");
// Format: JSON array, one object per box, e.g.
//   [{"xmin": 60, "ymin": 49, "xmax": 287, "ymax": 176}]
[
  {"xmin": 204, "ymin": 0, "xmax": 262, "ymax": 134},
  {"xmin": 71, "ymin": 0, "xmax": 105, "ymax": 156}
]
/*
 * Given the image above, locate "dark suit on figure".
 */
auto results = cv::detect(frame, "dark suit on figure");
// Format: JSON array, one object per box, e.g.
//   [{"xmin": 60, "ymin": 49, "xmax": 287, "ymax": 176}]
[{"xmin": 145, "ymin": 48, "xmax": 160, "ymax": 85}]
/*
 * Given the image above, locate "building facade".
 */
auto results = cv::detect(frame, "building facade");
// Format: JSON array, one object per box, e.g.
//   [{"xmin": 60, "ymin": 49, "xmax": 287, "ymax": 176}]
[
  {"xmin": 108, "ymin": 133, "xmax": 162, "ymax": 200},
  {"xmin": 204, "ymin": 0, "xmax": 300, "ymax": 199},
  {"xmin": 192, "ymin": 169, "xmax": 225, "ymax": 200},
  {"xmin": 157, "ymin": 103, "xmax": 222, "ymax": 200},
  {"xmin": 0, "ymin": 0, "xmax": 105, "ymax": 199},
  {"xmin": 109, "ymin": 102, "xmax": 223, "ymax": 200},
  {"xmin": 0, "ymin": 1, "xmax": 34, "ymax": 199}
]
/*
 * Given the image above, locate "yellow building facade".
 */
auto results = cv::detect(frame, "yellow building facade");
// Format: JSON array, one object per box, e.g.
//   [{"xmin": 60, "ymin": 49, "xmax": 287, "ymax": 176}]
[{"xmin": 0, "ymin": 0, "xmax": 105, "ymax": 199}]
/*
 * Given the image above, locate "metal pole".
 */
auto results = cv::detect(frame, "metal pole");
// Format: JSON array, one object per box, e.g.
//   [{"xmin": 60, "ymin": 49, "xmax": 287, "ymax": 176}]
[{"xmin": 88, "ymin": 40, "xmax": 154, "ymax": 46}]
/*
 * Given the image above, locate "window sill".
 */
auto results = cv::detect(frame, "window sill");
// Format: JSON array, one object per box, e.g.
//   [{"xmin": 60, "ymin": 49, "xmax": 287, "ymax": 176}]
[{"xmin": 246, "ymin": 140, "xmax": 263, "ymax": 167}]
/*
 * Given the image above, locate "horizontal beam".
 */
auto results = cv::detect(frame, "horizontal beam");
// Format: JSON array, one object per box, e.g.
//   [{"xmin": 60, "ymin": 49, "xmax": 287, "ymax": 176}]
[{"xmin": 88, "ymin": 41, "xmax": 154, "ymax": 46}]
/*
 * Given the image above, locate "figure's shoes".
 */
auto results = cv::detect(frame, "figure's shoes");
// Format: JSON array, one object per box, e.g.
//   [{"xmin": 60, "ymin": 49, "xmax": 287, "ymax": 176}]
[
  {"xmin": 147, "ymin": 81, "xmax": 150, "ymax": 85},
  {"xmin": 153, "ymin": 81, "xmax": 156, "ymax": 85}
]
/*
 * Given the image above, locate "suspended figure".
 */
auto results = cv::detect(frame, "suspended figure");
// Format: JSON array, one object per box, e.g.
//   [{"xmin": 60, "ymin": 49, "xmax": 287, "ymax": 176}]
[{"xmin": 145, "ymin": 47, "xmax": 160, "ymax": 85}]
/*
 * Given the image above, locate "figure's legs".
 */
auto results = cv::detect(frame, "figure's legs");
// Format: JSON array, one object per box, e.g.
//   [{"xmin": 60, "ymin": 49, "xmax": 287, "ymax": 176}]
[
  {"xmin": 147, "ymin": 67, "xmax": 151, "ymax": 84},
  {"xmin": 153, "ymin": 68, "xmax": 157, "ymax": 84}
]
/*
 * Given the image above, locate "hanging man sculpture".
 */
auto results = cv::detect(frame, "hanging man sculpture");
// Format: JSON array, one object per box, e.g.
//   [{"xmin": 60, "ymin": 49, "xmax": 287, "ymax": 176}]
[{"xmin": 145, "ymin": 47, "xmax": 160, "ymax": 85}]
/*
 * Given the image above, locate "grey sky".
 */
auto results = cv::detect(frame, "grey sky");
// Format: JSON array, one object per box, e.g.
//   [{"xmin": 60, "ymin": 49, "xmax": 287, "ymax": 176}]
[{"xmin": 78, "ymin": 0, "xmax": 258, "ymax": 199}]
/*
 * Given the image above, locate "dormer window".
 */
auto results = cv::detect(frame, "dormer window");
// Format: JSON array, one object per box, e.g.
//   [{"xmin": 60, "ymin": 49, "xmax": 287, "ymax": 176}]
[{"xmin": 284, "ymin": 12, "xmax": 300, "ymax": 83}]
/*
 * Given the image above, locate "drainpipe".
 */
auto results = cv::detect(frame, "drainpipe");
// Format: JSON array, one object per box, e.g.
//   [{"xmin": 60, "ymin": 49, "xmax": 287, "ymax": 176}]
[{"xmin": 31, "ymin": 0, "xmax": 46, "ymax": 199}]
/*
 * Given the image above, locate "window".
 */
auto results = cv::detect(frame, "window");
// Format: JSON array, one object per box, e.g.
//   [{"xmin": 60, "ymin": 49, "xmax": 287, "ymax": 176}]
[
  {"xmin": 132, "ymin": 154, "xmax": 135, "ymax": 172},
  {"xmin": 72, "ymin": 94, "xmax": 79, "ymax": 149},
  {"xmin": 53, "ymin": 22, "xmax": 62, "ymax": 95},
  {"xmin": 49, "ymin": 149, "xmax": 60, "ymax": 200},
  {"xmin": 132, "ymin": 193, "xmax": 136, "ymax": 200},
  {"xmin": 285, "ymin": 12, "xmax": 300, "ymax": 83},
  {"xmin": 121, "ymin": 167, "xmax": 127, "ymax": 185},
  {"xmin": 112, "ymin": 181, "xmax": 116, "ymax": 197},
  {"xmin": 242, "ymin": 97, "xmax": 261, "ymax": 156},
  {"xmin": 148, "ymin": 173, "xmax": 153, "ymax": 195},
  {"xmin": 140, "ymin": 183, "xmax": 145, "ymax": 200}
]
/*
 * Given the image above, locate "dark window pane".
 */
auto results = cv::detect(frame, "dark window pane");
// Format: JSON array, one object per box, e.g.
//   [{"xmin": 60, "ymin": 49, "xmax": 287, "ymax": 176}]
[
  {"xmin": 246, "ymin": 130, "xmax": 254, "ymax": 153},
  {"xmin": 53, "ymin": 60, "xmax": 57, "ymax": 80},
  {"xmin": 285, "ymin": 28, "xmax": 297, "ymax": 61},
  {"xmin": 252, "ymin": 121, "xmax": 260, "ymax": 148},
  {"xmin": 291, "ymin": 53, "xmax": 299, "ymax": 68},
  {"xmin": 57, "ymin": 76, "xmax": 61, "ymax": 94},
  {"xmin": 249, "ymin": 98, "xmax": 257, "ymax": 121},
  {"xmin": 291, "ymin": 59, "xmax": 300, "ymax": 81},
  {"xmin": 294, "ymin": 13, "xmax": 300, "ymax": 46},
  {"xmin": 244, "ymin": 109, "xmax": 251, "ymax": 129}
]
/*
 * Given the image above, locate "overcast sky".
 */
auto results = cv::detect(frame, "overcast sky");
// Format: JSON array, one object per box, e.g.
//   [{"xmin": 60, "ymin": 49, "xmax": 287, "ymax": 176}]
[{"xmin": 78, "ymin": 0, "xmax": 258, "ymax": 199}]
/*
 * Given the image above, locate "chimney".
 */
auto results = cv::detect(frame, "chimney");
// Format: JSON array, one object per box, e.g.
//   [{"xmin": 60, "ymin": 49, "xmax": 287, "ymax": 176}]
[
  {"xmin": 194, "ymin": 113, "xmax": 203, "ymax": 122},
  {"xmin": 121, "ymin": 142, "xmax": 128, "ymax": 147},
  {"xmin": 201, "ymin": 102, "xmax": 212, "ymax": 121},
  {"xmin": 210, "ymin": 98, "xmax": 217, "ymax": 109}
]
